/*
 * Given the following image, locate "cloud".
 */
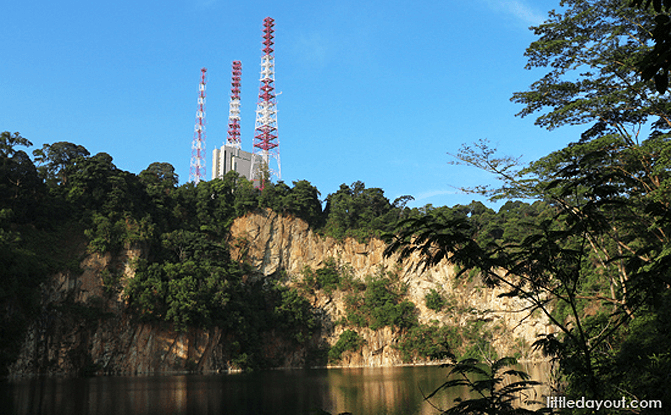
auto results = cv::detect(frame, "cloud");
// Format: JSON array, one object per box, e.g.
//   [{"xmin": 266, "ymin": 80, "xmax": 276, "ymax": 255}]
[
  {"xmin": 413, "ymin": 189, "xmax": 460, "ymax": 202},
  {"xmin": 482, "ymin": 0, "xmax": 547, "ymax": 27}
]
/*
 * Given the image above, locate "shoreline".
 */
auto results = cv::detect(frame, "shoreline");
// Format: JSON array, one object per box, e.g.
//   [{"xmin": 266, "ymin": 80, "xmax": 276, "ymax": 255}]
[{"xmin": 3, "ymin": 357, "xmax": 550, "ymax": 381}]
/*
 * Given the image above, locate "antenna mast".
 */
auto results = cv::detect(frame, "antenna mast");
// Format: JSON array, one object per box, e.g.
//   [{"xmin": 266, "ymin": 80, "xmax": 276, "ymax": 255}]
[
  {"xmin": 227, "ymin": 61, "xmax": 242, "ymax": 148},
  {"xmin": 190, "ymin": 67, "xmax": 207, "ymax": 184},
  {"xmin": 252, "ymin": 17, "xmax": 280, "ymax": 186}
]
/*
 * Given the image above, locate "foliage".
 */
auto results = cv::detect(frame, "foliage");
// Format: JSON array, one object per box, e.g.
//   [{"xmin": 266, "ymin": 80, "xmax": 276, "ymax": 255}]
[
  {"xmin": 322, "ymin": 181, "xmax": 410, "ymax": 241},
  {"xmin": 510, "ymin": 3, "xmax": 671, "ymax": 402},
  {"xmin": 425, "ymin": 289, "xmax": 446, "ymax": 311},
  {"xmin": 511, "ymin": 0, "xmax": 660, "ymax": 134},
  {"xmin": 345, "ymin": 272, "xmax": 417, "ymax": 330},
  {"xmin": 300, "ymin": 258, "xmax": 363, "ymax": 295},
  {"xmin": 0, "ymin": 214, "xmax": 85, "ymax": 374},
  {"xmin": 396, "ymin": 324, "xmax": 457, "ymax": 362},
  {"xmin": 387, "ymin": 0, "xmax": 671, "ymax": 407},
  {"xmin": 602, "ymin": 290, "xmax": 671, "ymax": 407},
  {"xmin": 0, "ymin": 134, "xmax": 332, "ymax": 372},
  {"xmin": 632, "ymin": 0, "xmax": 671, "ymax": 92},
  {"xmin": 2, "ymin": 131, "xmax": 508, "ymax": 374},
  {"xmin": 0, "ymin": 132, "xmax": 45, "ymax": 224},
  {"xmin": 328, "ymin": 329, "xmax": 364, "ymax": 362},
  {"xmin": 32, "ymin": 141, "xmax": 90, "ymax": 186},
  {"xmin": 315, "ymin": 258, "xmax": 341, "ymax": 294},
  {"xmin": 0, "ymin": 131, "xmax": 32, "ymax": 158},
  {"xmin": 274, "ymin": 285, "xmax": 319, "ymax": 343},
  {"xmin": 0, "ymin": 130, "xmax": 577, "ymax": 375},
  {"xmin": 424, "ymin": 357, "xmax": 548, "ymax": 415},
  {"xmin": 305, "ymin": 260, "xmax": 472, "ymax": 364}
]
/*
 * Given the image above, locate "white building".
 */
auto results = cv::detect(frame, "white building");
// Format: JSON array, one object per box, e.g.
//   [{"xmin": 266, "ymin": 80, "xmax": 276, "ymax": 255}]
[{"xmin": 211, "ymin": 144, "xmax": 264, "ymax": 182}]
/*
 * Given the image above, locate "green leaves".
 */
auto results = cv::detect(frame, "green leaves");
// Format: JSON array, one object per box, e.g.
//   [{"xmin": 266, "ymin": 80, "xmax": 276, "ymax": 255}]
[
  {"xmin": 32, "ymin": 141, "xmax": 90, "ymax": 186},
  {"xmin": 385, "ymin": 0, "xmax": 671, "ymax": 404},
  {"xmin": 344, "ymin": 272, "xmax": 418, "ymax": 331},
  {"xmin": 425, "ymin": 357, "xmax": 547, "ymax": 415},
  {"xmin": 632, "ymin": 0, "xmax": 671, "ymax": 92},
  {"xmin": 328, "ymin": 329, "xmax": 364, "ymax": 362},
  {"xmin": 274, "ymin": 287, "xmax": 317, "ymax": 342},
  {"xmin": 513, "ymin": 0, "xmax": 659, "ymax": 135},
  {"xmin": 397, "ymin": 324, "xmax": 456, "ymax": 362},
  {"xmin": 0, "ymin": 131, "xmax": 32, "ymax": 158},
  {"xmin": 424, "ymin": 289, "xmax": 445, "ymax": 311},
  {"xmin": 323, "ymin": 181, "xmax": 405, "ymax": 241}
]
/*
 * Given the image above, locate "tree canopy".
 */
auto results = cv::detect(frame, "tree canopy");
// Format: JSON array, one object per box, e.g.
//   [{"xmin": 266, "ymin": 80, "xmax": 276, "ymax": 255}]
[{"xmin": 387, "ymin": 0, "xmax": 671, "ymax": 408}]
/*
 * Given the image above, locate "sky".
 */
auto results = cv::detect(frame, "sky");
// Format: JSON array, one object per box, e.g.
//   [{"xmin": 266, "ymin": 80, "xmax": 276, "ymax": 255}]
[{"xmin": 2, "ymin": 0, "xmax": 581, "ymax": 209}]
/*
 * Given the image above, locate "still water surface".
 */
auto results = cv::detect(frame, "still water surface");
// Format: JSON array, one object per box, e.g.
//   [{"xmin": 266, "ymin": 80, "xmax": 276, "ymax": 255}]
[{"xmin": 2, "ymin": 364, "xmax": 549, "ymax": 415}]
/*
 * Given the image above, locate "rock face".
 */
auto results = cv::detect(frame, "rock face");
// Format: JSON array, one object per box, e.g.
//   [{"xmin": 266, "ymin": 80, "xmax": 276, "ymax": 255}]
[
  {"xmin": 230, "ymin": 209, "xmax": 552, "ymax": 365},
  {"xmin": 10, "ymin": 250, "xmax": 229, "ymax": 376},
  {"xmin": 9, "ymin": 209, "xmax": 551, "ymax": 376}
]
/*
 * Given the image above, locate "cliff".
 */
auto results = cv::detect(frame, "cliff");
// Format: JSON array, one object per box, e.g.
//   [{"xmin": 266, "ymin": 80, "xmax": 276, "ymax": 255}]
[
  {"xmin": 230, "ymin": 209, "xmax": 552, "ymax": 366},
  {"xmin": 8, "ymin": 209, "xmax": 551, "ymax": 376}
]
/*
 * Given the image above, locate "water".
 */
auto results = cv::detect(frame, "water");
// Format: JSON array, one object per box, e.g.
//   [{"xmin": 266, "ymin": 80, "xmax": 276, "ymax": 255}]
[{"xmin": 1, "ymin": 364, "xmax": 550, "ymax": 415}]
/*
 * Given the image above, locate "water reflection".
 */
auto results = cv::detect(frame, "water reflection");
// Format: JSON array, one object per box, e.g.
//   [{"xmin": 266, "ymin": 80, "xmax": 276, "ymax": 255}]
[{"xmin": 2, "ymin": 364, "xmax": 550, "ymax": 415}]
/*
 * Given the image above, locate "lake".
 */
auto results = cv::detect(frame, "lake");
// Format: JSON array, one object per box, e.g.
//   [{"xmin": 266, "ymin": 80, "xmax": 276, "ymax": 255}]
[{"xmin": 1, "ymin": 364, "xmax": 550, "ymax": 415}]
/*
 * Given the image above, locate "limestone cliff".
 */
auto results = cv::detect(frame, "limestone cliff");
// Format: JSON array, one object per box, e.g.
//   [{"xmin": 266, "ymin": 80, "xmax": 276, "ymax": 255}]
[
  {"xmin": 9, "ymin": 245, "xmax": 304, "ymax": 376},
  {"xmin": 9, "ymin": 209, "xmax": 551, "ymax": 376},
  {"xmin": 10, "ymin": 249, "xmax": 233, "ymax": 375},
  {"xmin": 230, "ymin": 209, "xmax": 552, "ymax": 366}
]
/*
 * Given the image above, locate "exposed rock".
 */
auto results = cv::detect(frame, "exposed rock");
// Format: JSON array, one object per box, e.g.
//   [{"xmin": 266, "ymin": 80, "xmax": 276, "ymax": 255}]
[
  {"xmin": 230, "ymin": 209, "xmax": 552, "ymax": 366},
  {"xmin": 9, "ymin": 209, "xmax": 550, "ymax": 376}
]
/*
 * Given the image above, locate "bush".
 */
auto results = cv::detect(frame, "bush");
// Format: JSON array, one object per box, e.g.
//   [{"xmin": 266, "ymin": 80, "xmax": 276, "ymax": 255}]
[
  {"xmin": 425, "ymin": 289, "xmax": 445, "ymax": 311},
  {"xmin": 343, "ymin": 276, "xmax": 418, "ymax": 330},
  {"xmin": 328, "ymin": 330, "xmax": 364, "ymax": 362},
  {"xmin": 315, "ymin": 258, "xmax": 340, "ymax": 294},
  {"xmin": 274, "ymin": 286, "xmax": 318, "ymax": 343},
  {"xmin": 300, "ymin": 266, "xmax": 316, "ymax": 289},
  {"xmin": 397, "ymin": 324, "xmax": 457, "ymax": 362}
]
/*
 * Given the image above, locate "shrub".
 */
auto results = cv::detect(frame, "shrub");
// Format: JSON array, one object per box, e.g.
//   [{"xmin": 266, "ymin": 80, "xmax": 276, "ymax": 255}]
[
  {"xmin": 328, "ymin": 330, "xmax": 364, "ymax": 362},
  {"xmin": 397, "ymin": 324, "xmax": 457, "ymax": 362},
  {"xmin": 425, "ymin": 289, "xmax": 445, "ymax": 311},
  {"xmin": 315, "ymin": 260, "xmax": 340, "ymax": 294}
]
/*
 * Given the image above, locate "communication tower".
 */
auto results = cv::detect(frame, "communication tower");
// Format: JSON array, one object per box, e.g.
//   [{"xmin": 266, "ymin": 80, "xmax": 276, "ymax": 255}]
[
  {"xmin": 227, "ymin": 61, "xmax": 242, "ymax": 148},
  {"xmin": 252, "ymin": 17, "xmax": 280, "ymax": 186},
  {"xmin": 190, "ymin": 67, "xmax": 207, "ymax": 184}
]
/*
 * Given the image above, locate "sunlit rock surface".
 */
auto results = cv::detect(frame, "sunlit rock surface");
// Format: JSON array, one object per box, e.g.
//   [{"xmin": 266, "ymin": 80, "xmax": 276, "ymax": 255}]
[{"xmin": 9, "ymin": 209, "xmax": 551, "ymax": 375}]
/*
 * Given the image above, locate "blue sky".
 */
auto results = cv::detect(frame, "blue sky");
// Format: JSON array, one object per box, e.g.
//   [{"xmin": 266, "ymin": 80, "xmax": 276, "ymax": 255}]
[{"xmin": 2, "ymin": 0, "xmax": 579, "ymax": 209}]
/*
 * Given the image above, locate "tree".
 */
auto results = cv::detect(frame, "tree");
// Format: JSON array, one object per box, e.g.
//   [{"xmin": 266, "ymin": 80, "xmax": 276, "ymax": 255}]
[
  {"xmin": 323, "ymin": 181, "xmax": 397, "ymax": 240},
  {"xmin": 63, "ymin": 152, "xmax": 116, "ymax": 210},
  {"xmin": 285, "ymin": 180, "xmax": 322, "ymax": 226},
  {"xmin": 508, "ymin": 0, "xmax": 671, "ymax": 321},
  {"xmin": 425, "ymin": 289, "xmax": 445, "ymax": 311},
  {"xmin": 0, "ymin": 132, "xmax": 32, "ymax": 158},
  {"xmin": 0, "ymin": 132, "xmax": 44, "ymax": 221},
  {"xmin": 387, "ymin": 0, "xmax": 671, "ymax": 405},
  {"xmin": 233, "ymin": 176, "xmax": 260, "ymax": 217},
  {"xmin": 632, "ymin": 0, "xmax": 671, "ymax": 92},
  {"xmin": 32, "ymin": 141, "xmax": 90, "ymax": 186},
  {"xmin": 258, "ymin": 180, "xmax": 291, "ymax": 214},
  {"xmin": 140, "ymin": 162, "xmax": 178, "ymax": 188},
  {"xmin": 511, "ymin": 0, "xmax": 667, "ymax": 136}
]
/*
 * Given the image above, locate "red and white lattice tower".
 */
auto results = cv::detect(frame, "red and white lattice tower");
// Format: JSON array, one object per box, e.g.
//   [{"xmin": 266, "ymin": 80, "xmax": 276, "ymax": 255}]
[
  {"xmin": 252, "ymin": 17, "xmax": 280, "ymax": 185},
  {"xmin": 227, "ymin": 61, "xmax": 242, "ymax": 149},
  {"xmin": 190, "ymin": 68, "xmax": 207, "ymax": 184}
]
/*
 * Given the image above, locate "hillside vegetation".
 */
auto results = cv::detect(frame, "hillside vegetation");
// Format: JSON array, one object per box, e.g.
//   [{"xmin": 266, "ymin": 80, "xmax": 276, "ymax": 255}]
[
  {"xmin": 3, "ymin": 1, "xmax": 671, "ymax": 411},
  {"xmin": 386, "ymin": 1, "xmax": 671, "ymax": 411},
  {"xmin": 0, "ymin": 134, "xmax": 554, "ymax": 372}
]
